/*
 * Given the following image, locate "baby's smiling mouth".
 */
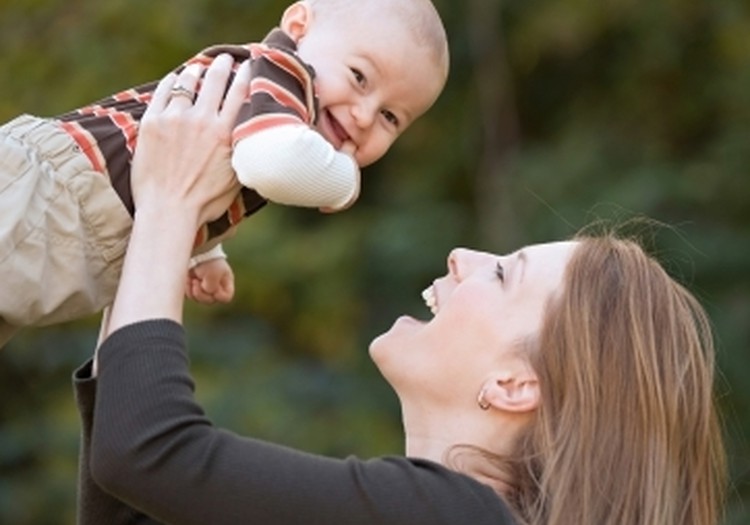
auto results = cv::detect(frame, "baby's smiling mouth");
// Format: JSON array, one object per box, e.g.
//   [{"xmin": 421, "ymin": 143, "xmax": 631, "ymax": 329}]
[{"xmin": 324, "ymin": 110, "xmax": 351, "ymax": 147}]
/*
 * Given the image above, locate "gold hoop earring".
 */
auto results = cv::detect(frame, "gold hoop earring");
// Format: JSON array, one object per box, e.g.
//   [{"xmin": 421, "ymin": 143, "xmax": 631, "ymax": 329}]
[{"xmin": 477, "ymin": 388, "xmax": 491, "ymax": 411}]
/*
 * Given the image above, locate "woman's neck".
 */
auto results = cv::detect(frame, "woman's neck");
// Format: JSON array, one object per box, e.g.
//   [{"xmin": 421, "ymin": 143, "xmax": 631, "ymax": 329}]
[{"xmin": 401, "ymin": 403, "xmax": 525, "ymax": 497}]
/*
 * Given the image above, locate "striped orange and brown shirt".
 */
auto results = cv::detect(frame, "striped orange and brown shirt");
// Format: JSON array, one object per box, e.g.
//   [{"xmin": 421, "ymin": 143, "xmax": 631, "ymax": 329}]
[{"xmin": 57, "ymin": 29, "xmax": 318, "ymax": 249}]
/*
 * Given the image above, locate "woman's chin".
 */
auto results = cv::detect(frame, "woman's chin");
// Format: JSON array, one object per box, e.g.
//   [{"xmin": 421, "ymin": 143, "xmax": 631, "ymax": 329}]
[{"xmin": 369, "ymin": 316, "xmax": 425, "ymax": 364}]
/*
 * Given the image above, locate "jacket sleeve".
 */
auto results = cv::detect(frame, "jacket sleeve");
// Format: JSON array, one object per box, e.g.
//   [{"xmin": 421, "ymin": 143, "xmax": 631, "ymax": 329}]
[
  {"xmin": 74, "ymin": 359, "xmax": 163, "ymax": 525},
  {"xmin": 89, "ymin": 320, "xmax": 515, "ymax": 525}
]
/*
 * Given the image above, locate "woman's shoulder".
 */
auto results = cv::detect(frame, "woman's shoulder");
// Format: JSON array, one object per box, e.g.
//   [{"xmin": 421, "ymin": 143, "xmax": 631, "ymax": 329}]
[{"xmin": 344, "ymin": 455, "xmax": 518, "ymax": 525}]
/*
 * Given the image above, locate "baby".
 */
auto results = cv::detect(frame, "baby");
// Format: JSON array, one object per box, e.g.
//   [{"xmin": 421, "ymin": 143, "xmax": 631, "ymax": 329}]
[{"xmin": 0, "ymin": 0, "xmax": 449, "ymax": 347}]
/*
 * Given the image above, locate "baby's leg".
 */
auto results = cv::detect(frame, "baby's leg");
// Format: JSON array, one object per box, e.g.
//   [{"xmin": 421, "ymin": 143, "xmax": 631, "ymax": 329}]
[{"xmin": 0, "ymin": 116, "xmax": 131, "ymax": 339}]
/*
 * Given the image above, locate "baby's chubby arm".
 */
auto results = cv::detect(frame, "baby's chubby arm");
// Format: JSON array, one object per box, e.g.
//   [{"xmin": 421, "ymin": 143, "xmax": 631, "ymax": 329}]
[{"xmin": 231, "ymin": 127, "xmax": 360, "ymax": 213}]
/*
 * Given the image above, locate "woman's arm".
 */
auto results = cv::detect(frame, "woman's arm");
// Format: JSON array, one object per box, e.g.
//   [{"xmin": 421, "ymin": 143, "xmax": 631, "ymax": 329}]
[
  {"xmin": 104, "ymin": 54, "xmax": 247, "ymax": 336},
  {"xmin": 90, "ymin": 321, "xmax": 513, "ymax": 525},
  {"xmin": 75, "ymin": 360, "xmax": 163, "ymax": 525}
]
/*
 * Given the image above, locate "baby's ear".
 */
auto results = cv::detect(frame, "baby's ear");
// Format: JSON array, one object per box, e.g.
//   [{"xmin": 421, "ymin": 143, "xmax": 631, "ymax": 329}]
[{"xmin": 280, "ymin": 1, "xmax": 313, "ymax": 43}]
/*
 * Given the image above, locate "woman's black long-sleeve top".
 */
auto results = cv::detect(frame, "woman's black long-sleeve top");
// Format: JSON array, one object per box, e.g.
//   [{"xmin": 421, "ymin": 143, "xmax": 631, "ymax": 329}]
[{"xmin": 74, "ymin": 320, "xmax": 517, "ymax": 525}]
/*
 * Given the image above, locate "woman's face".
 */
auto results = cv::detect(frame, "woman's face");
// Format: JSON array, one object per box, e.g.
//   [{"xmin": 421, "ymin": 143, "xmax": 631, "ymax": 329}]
[{"xmin": 369, "ymin": 241, "xmax": 578, "ymax": 406}]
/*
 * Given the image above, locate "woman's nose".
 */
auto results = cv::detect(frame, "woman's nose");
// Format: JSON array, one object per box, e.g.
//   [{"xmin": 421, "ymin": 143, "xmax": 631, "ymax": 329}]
[
  {"xmin": 448, "ymin": 248, "xmax": 496, "ymax": 281},
  {"xmin": 447, "ymin": 248, "xmax": 477, "ymax": 281}
]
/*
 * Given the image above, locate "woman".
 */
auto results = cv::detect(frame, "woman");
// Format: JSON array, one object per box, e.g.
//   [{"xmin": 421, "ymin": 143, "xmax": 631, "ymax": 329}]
[{"xmin": 75, "ymin": 56, "xmax": 727, "ymax": 524}]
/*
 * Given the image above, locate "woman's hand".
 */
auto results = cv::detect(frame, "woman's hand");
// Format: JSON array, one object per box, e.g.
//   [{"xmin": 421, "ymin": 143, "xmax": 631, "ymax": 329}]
[
  {"xmin": 102, "ymin": 56, "xmax": 251, "ymax": 337},
  {"xmin": 131, "ymin": 54, "xmax": 250, "ymax": 230}
]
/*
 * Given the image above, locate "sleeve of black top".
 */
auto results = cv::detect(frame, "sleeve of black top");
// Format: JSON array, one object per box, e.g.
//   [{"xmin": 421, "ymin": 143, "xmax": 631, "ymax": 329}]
[
  {"xmin": 74, "ymin": 359, "xmax": 163, "ymax": 524},
  {"xmin": 89, "ymin": 319, "xmax": 516, "ymax": 525}
]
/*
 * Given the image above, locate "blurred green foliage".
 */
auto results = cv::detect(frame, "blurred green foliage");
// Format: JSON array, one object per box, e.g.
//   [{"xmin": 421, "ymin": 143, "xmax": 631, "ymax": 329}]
[{"xmin": 0, "ymin": 0, "xmax": 748, "ymax": 523}]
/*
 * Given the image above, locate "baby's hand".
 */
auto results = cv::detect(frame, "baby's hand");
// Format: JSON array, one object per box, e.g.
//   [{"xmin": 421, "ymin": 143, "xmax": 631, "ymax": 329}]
[
  {"xmin": 339, "ymin": 140, "xmax": 357, "ymax": 159},
  {"xmin": 186, "ymin": 257, "xmax": 235, "ymax": 304}
]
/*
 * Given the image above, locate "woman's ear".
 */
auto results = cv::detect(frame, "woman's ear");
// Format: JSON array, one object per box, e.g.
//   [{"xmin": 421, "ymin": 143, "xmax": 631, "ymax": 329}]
[
  {"xmin": 280, "ymin": 1, "xmax": 313, "ymax": 43},
  {"xmin": 479, "ymin": 369, "xmax": 540, "ymax": 414}
]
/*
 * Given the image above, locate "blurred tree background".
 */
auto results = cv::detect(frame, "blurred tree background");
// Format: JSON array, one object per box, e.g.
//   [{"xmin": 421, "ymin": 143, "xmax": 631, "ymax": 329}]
[{"xmin": 0, "ymin": 0, "xmax": 748, "ymax": 522}]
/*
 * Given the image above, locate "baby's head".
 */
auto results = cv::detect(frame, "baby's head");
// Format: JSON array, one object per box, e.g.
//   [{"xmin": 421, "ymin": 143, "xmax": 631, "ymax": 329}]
[{"xmin": 280, "ymin": 0, "xmax": 449, "ymax": 167}]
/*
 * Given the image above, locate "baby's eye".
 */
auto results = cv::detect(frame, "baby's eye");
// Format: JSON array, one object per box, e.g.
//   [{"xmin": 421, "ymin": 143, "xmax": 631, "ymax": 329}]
[
  {"xmin": 381, "ymin": 109, "xmax": 399, "ymax": 127},
  {"xmin": 351, "ymin": 68, "xmax": 366, "ymax": 87},
  {"xmin": 495, "ymin": 262, "xmax": 505, "ymax": 282}
]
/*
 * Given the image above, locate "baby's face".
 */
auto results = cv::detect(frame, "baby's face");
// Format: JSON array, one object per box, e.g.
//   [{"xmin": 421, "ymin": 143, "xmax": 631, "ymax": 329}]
[{"xmin": 293, "ymin": 16, "xmax": 445, "ymax": 168}]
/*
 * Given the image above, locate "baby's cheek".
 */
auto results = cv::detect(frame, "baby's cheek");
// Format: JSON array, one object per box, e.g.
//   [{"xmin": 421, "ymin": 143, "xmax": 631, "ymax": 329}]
[{"xmin": 361, "ymin": 142, "xmax": 390, "ymax": 167}]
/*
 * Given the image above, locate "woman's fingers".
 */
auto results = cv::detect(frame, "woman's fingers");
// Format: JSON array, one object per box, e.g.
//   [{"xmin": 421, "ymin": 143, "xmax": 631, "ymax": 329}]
[
  {"xmin": 144, "ymin": 62, "xmax": 203, "ymax": 119},
  {"xmin": 147, "ymin": 72, "xmax": 178, "ymax": 114},
  {"xmin": 166, "ymin": 63, "xmax": 203, "ymax": 110},
  {"xmin": 193, "ymin": 54, "xmax": 234, "ymax": 113},
  {"xmin": 147, "ymin": 54, "xmax": 247, "ymax": 122},
  {"xmin": 219, "ymin": 59, "xmax": 251, "ymax": 125},
  {"xmin": 192, "ymin": 54, "xmax": 250, "ymax": 129},
  {"xmin": 132, "ymin": 54, "xmax": 244, "ymax": 226}
]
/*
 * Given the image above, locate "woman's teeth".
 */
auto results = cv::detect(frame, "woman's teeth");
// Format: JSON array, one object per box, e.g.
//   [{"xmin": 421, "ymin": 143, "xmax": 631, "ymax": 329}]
[{"xmin": 421, "ymin": 285, "xmax": 438, "ymax": 315}]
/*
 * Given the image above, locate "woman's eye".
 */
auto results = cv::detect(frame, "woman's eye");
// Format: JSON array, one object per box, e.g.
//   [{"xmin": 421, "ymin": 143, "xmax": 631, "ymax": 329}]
[
  {"xmin": 351, "ymin": 68, "xmax": 366, "ymax": 87},
  {"xmin": 381, "ymin": 109, "xmax": 399, "ymax": 127},
  {"xmin": 495, "ymin": 262, "xmax": 505, "ymax": 282}
]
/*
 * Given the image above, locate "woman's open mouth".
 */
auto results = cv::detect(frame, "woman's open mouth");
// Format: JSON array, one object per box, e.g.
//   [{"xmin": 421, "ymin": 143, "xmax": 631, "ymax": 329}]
[{"xmin": 422, "ymin": 285, "xmax": 438, "ymax": 316}]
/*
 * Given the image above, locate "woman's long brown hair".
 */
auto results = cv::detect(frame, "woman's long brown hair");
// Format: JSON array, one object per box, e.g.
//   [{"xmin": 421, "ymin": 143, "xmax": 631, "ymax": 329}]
[{"xmin": 507, "ymin": 234, "xmax": 727, "ymax": 524}]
